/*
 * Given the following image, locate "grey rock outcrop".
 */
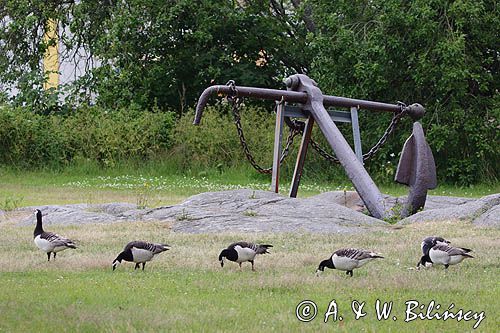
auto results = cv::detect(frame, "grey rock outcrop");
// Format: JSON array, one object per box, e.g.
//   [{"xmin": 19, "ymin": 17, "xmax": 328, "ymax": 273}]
[
  {"xmin": 399, "ymin": 193, "xmax": 500, "ymax": 227},
  {"xmin": 15, "ymin": 190, "xmax": 499, "ymax": 232},
  {"xmin": 18, "ymin": 190, "xmax": 386, "ymax": 233}
]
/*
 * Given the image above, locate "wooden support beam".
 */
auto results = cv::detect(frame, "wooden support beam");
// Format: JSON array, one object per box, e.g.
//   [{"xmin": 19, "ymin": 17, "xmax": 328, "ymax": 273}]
[{"xmin": 289, "ymin": 115, "xmax": 314, "ymax": 198}]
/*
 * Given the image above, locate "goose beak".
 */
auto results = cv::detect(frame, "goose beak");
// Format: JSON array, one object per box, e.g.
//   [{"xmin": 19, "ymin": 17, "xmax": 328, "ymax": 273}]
[{"xmin": 220, "ymin": 260, "xmax": 224, "ymax": 268}]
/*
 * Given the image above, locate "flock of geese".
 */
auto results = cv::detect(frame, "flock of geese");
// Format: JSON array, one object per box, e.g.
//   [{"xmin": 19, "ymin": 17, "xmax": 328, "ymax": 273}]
[{"xmin": 33, "ymin": 209, "xmax": 474, "ymax": 276}]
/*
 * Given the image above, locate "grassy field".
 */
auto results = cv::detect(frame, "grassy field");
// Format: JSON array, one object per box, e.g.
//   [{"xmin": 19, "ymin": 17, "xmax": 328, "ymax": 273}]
[
  {"xmin": 1, "ymin": 167, "xmax": 498, "ymax": 209},
  {"xmin": 0, "ymin": 168, "xmax": 499, "ymax": 332},
  {"xmin": 0, "ymin": 216, "xmax": 498, "ymax": 332}
]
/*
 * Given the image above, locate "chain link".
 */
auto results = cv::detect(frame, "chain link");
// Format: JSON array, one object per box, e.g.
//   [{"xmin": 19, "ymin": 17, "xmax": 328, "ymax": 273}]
[
  {"xmin": 285, "ymin": 104, "xmax": 407, "ymax": 164},
  {"xmin": 227, "ymin": 80, "xmax": 407, "ymax": 170},
  {"xmin": 228, "ymin": 81, "xmax": 300, "ymax": 174}
]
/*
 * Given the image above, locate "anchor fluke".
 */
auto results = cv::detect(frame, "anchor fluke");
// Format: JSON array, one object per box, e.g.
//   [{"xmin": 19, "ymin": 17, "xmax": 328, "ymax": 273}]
[{"xmin": 395, "ymin": 122, "xmax": 437, "ymax": 216}]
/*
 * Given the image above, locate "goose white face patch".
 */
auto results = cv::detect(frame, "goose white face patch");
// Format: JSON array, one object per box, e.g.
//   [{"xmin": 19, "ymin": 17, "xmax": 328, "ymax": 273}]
[{"xmin": 112, "ymin": 260, "xmax": 121, "ymax": 269}]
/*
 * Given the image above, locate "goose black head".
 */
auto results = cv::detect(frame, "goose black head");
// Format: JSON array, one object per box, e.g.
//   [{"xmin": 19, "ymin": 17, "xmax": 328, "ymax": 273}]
[
  {"xmin": 316, "ymin": 259, "xmax": 334, "ymax": 276},
  {"xmin": 112, "ymin": 253, "xmax": 125, "ymax": 271},
  {"xmin": 218, "ymin": 248, "xmax": 237, "ymax": 268},
  {"xmin": 112, "ymin": 259, "xmax": 121, "ymax": 271},
  {"xmin": 218, "ymin": 249, "xmax": 227, "ymax": 267},
  {"xmin": 417, "ymin": 254, "xmax": 433, "ymax": 269},
  {"xmin": 34, "ymin": 209, "xmax": 42, "ymax": 221},
  {"xmin": 34, "ymin": 209, "xmax": 44, "ymax": 236}
]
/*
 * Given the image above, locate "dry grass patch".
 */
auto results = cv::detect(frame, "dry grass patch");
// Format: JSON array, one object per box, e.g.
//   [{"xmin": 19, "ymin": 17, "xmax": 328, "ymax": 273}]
[{"xmin": 0, "ymin": 219, "xmax": 498, "ymax": 332}]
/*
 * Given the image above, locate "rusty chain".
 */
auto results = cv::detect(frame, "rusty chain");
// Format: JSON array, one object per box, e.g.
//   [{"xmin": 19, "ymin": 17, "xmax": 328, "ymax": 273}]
[
  {"xmin": 286, "ymin": 103, "xmax": 407, "ymax": 164},
  {"xmin": 227, "ymin": 80, "xmax": 407, "ymax": 170},
  {"xmin": 227, "ymin": 81, "xmax": 300, "ymax": 174}
]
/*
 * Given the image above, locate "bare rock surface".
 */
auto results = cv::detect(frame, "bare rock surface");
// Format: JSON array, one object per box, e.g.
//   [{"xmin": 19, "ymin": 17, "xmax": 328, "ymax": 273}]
[
  {"xmin": 16, "ymin": 190, "xmax": 386, "ymax": 233},
  {"xmin": 398, "ymin": 193, "xmax": 500, "ymax": 226},
  {"xmin": 472, "ymin": 204, "xmax": 500, "ymax": 227},
  {"xmin": 13, "ymin": 190, "xmax": 499, "ymax": 232}
]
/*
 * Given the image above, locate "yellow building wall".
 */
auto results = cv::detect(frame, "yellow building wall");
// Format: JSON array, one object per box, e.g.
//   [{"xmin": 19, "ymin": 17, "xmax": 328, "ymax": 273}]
[{"xmin": 43, "ymin": 19, "xmax": 59, "ymax": 90}]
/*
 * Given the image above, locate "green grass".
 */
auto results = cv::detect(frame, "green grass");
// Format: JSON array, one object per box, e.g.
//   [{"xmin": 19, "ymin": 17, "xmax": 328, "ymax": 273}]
[
  {"xmin": 0, "ymin": 218, "xmax": 498, "ymax": 332},
  {"xmin": 1, "ymin": 166, "xmax": 498, "ymax": 209},
  {"xmin": 0, "ymin": 167, "xmax": 499, "ymax": 331}
]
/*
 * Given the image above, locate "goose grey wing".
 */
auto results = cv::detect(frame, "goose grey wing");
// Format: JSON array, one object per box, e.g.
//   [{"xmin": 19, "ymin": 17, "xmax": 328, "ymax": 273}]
[
  {"xmin": 150, "ymin": 242, "xmax": 170, "ymax": 253},
  {"xmin": 227, "ymin": 241, "xmax": 252, "ymax": 250},
  {"xmin": 459, "ymin": 247, "xmax": 472, "ymax": 253},
  {"xmin": 422, "ymin": 236, "xmax": 449, "ymax": 252},
  {"xmin": 41, "ymin": 231, "xmax": 76, "ymax": 248},
  {"xmin": 228, "ymin": 242, "xmax": 272, "ymax": 254},
  {"xmin": 433, "ymin": 244, "xmax": 467, "ymax": 256},
  {"xmin": 123, "ymin": 241, "xmax": 150, "ymax": 251},
  {"xmin": 126, "ymin": 241, "xmax": 168, "ymax": 253},
  {"xmin": 334, "ymin": 248, "xmax": 373, "ymax": 260},
  {"xmin": 422, "ymin": 236, "xmax": 450, "ymax": 255}
]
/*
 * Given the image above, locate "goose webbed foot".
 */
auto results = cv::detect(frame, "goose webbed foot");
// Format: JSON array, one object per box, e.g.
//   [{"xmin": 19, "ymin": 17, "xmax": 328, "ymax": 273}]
[
  {"xmin": 142, "ymin": 263, "xmax": 146, "ymax": 271},
  {"xmin": 135, "ymin": 263, "xmax": 140, "ymax": 270}
]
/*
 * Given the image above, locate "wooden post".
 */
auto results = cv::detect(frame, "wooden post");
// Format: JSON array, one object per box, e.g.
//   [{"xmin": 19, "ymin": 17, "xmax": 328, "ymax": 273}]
[
  {"xmin": 271, "ymin": 101, "xmax": 285, "ymax": 193},
  {"xmin": 350, "ymin": 106, "xmax": 363, "ymax": 163},
  {"xmin": 289, "ymin": 115, "xmax": 314, "ymax": 198}
]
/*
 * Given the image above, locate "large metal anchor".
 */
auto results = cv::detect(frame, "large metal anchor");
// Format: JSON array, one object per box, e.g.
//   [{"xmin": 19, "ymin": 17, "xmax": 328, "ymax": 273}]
[{"xmin": 194, "ymin": 74, "xmax": 436, "ymax": 219}]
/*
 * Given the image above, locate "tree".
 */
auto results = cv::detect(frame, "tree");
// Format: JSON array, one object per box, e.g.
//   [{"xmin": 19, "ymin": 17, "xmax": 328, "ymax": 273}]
[
  {"xmin": 0, "ymin": 0, "xmax": 311, "ymax": 112},
  {"xmin": 307, "ymin": 0, "xmax": 499, "ymax": 184}
]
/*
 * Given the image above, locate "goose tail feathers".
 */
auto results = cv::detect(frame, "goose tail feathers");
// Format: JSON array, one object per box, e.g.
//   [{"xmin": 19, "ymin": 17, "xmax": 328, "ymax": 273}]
[{"xmin": 257, "ymin": 244, "xmax": 273, "ymax": 254}]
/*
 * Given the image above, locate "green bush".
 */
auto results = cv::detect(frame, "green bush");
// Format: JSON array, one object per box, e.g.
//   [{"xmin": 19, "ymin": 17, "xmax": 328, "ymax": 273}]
[
  {"xmin": 0, "ymin": 105, "xmax": 175, "ymax": 168},
  {"xmin": 172, "ymin": 105, "xmax": 276, "ymax": 171},
  {"xmin": 171, "ymin": 105, "xmax": 351, "ymax": 182}
]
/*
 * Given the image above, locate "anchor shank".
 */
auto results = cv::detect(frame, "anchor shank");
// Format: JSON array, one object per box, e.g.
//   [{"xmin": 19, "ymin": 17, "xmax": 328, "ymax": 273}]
[{"xmin": 310, "ymin": 100, "xmax": 387, "ymax": 219}]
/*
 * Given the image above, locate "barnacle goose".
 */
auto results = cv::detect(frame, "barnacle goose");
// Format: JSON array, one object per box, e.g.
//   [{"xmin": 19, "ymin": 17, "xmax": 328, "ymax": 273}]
[
  {"xmin": 33, "ymin": 209, "xmax": 77, "ymax": 261},
  {"xmin": 218, "ymin": 242, "xmax": 272, "ymax": 271},
  {"xmin": 417, "ymin": 236, "xmax": 472, "ymax": 268},
  {"xmin": 419, "ymin": 244, "xmax": 473, "ymax": 269},
  {"xmin": 417, "ymin": 236, "xmax": 451, "ymax": 268},
  {"xmin": 112, "ymin": 241, "xmax": 170, "ymax": 271},
  {"xmin": 316, "ymin": 248, "xmax": 383, "ymax": 277}
]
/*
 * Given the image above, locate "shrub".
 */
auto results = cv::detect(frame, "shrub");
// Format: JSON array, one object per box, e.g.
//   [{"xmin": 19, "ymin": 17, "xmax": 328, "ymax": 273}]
[{"xmin": 0, "ymin": 105, "xmax": 175, "ymax": 168}]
